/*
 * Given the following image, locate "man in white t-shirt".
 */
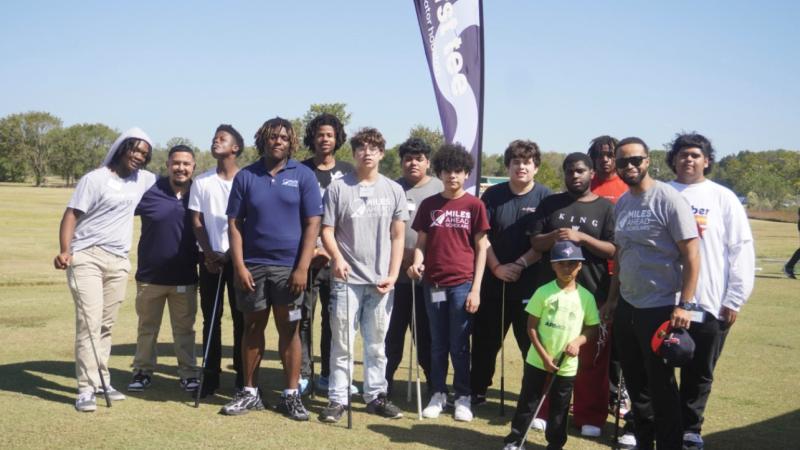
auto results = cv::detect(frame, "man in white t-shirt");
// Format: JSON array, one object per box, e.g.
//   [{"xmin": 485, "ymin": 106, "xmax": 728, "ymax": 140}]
[
  {"xmin": 54, "ymin": 127, "xmax": 157, "ymax": 412},
  {"xmin": 666, "ymin": 133, "xmax": 755, "ymax": 450},
  {"xmin": 188, "ymin": 124, "xmax": 245, "ymax": 397}
]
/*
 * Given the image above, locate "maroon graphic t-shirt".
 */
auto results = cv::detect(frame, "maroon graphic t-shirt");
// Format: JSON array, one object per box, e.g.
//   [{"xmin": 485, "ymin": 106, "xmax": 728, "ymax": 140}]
[{"xmin": 412, "ymin": 193, "xmax": 490, "ymax": 287}]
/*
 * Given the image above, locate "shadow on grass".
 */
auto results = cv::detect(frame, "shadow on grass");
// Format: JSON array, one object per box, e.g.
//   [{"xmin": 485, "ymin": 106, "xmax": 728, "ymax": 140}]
[
  {"xmin": 702, "ymin": 409, "xmax": 800, "ymax": 449},
  {"xmin": 0, "ymin": 360, "xmax": 126, "ymax": 406},
  {"xmin": 369, "ymin": 423, "xmax": 499, "ymax": 449}
]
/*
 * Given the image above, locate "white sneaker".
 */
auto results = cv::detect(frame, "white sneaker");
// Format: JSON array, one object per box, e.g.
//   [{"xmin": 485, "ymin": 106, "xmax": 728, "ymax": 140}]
[
  {"xmin": 454, "ymin": 395, "xmax": 473, "ymax": 422},
  {"xmin": 96, "ymin": 386, "xmax": 126, "ymax": 401},
  {"xmin": 75, "ymin": 392, "xmax": 97, "ymax": 412},
  {"xmin": 530, "ymin": 418, "xmax": 547, "ymax": 432},
  {"xmin": 618, "ymin": 432, "xmax": 637, "ymax": 449},
  {"xmin": 581, "ymin": 424, "xmax": 602, "ymax": 437},
  {"xmin": 422, "ymin": 392, "xmax": 447, "ymax": 418}
]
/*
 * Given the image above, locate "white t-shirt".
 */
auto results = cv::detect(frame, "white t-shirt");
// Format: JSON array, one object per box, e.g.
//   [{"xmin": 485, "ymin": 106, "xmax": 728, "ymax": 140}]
[
  {"xmin": 188, "ymin": 168, "xmax": 234, "ymax": 253},
  {"xmin": 68, "ymin": 167, "xmax": 156, "ymax": 257},
  {"xmin": 669, "ymin": 179, "xmax": 755, "ymax": 317}
]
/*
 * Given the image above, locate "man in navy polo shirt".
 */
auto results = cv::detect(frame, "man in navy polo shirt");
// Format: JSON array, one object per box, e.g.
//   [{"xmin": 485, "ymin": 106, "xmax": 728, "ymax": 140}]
[
  {"xmin": 128, "ymin": 145, "xmax": 200, "ymax": 392},
  {"xmin": 223, "ymin": 117, "xmax": 323, "ymax": 420}
]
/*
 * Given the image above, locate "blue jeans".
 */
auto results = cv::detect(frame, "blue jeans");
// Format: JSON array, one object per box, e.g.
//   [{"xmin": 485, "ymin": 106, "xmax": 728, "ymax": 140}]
[
  {"xmin": 424, "ymin": 281, "xmax": 473, "ymax": 397},
  {"xmin": 328, "ymin": 281, "xmax": 393, "ymax": 405}
]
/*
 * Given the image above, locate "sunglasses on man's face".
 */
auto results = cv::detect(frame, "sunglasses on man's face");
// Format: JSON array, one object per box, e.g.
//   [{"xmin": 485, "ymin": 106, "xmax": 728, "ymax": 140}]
[{"xmin": 615, "ymin": 156, "xmax": 648, "ymax": 169}]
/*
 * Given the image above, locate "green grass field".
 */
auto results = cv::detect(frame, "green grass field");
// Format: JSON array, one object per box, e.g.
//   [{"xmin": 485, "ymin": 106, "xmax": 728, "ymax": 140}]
[{"xmin": 0, "ymin": 183, "xmax": 798, "ymax": 449}]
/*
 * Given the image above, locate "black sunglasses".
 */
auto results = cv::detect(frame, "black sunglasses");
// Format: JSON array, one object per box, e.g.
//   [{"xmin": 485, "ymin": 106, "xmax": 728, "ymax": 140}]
[{"xmin": 615, "ymin": 156, "xmax": 648, "ymax": 169}]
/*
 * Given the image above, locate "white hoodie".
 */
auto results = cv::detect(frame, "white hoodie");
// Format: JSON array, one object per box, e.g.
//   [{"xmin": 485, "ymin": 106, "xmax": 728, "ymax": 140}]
[{"xmin": 68, "ymin": 127, "xmax": 157, "ymax": 257}]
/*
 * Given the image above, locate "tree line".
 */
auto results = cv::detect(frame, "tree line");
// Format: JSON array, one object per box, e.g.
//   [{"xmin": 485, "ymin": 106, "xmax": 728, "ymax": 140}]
[{"xmin": 1, "ymin": 107, "xmax": 797, "ymax": 209}]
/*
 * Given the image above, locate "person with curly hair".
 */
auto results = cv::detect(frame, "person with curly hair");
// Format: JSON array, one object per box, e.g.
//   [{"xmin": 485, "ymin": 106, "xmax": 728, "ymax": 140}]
[
  {"xmin": 300, "ymin": 113, "xmax": 355, "ymax": 395},
  {"xmin": 408, "ymin": 144, "xmax": 490, "ymax": 422}
]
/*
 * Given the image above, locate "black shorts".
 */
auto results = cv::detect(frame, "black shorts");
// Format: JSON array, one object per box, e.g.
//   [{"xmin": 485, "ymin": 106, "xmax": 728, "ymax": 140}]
[{"xmin": 236, "ymin": 264, "xmax": 303, "ymax": 313}]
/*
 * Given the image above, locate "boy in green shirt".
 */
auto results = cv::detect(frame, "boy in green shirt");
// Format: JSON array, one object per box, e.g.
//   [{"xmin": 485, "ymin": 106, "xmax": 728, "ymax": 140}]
[{"xmin": 503, "ymin": 240, "xmax": 599, "ymax": 450}]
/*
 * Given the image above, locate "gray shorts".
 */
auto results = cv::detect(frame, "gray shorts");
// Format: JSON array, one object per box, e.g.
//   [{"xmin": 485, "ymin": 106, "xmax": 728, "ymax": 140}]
[{"xmin": 236, "ymin": 264, "xmax": 303, "ymax": 313}]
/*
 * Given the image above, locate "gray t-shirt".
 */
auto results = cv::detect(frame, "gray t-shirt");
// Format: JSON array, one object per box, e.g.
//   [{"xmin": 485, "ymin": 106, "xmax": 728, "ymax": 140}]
[
  {"xmin": 323, "ymin": 173, "xmax": 409, "ymax": 285},
  {"xmin": 614, "ymin": 180, "xmax": 698, "ymax": 308},
  {"xmin": 68, "ymin": 166, "xmax": 157, "ymax": 257},
  {"xmin": 396, "ymin": 176, "xmax": 444, "ymax": 284}
]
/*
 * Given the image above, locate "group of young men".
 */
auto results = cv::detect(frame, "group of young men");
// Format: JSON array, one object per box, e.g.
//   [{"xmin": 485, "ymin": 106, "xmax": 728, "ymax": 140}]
[{"xmin": 55, "ymin": 117, "xmax": 754, "ymax": 450}]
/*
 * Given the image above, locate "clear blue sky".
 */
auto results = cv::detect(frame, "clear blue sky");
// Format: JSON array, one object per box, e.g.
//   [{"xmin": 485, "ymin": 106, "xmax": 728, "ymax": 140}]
[{"xmin": 1, "ymin": 1, "xmax": 798, "ymax": 156}]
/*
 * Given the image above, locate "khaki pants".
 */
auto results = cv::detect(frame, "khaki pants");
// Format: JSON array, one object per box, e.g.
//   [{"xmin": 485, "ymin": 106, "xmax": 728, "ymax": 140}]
[
  {"xmin": 132, "ymin": 283, "xmax": 199, "ymax": 380},
  {"xmin": 67, "ymin": 246, "xmax": 130, "ymax": 394}
]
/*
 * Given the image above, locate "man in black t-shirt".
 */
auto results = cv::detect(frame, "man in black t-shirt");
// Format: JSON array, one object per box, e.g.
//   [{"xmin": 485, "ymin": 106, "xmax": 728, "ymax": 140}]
[
  {"xmin": 470, "ymin": 140, "xmax": 551, "ymax": 405},
  {"xmin": 300, "ymin": 114, "xmax": 355, "ymax": 395},
  {"xmin": 528, "ymin": 152, "xmax": 615, "ymax": 437}
]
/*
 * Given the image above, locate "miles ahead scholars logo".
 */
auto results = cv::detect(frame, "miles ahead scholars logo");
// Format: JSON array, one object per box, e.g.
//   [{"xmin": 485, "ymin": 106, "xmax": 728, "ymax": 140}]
[{"xmin": 430, "ymin": 209, "xmax": 471, "ymax": 230}]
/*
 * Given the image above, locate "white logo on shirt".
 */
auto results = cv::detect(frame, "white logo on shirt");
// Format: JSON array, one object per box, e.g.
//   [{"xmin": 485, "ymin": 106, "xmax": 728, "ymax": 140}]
[{"xmin": 282, "ymin": 179, "xmax": 299, "ymax": 188}]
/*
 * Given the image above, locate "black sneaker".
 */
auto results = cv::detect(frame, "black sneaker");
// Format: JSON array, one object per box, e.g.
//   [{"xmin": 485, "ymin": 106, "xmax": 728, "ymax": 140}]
[
  {"xmin": 784, "ymin": 264, "xmax": 796, "ymax": 279},
  {"xmin": 180, "ymin": 378, "xmax": 200, "ymax": 392},
  {"xmin": 471, "ymin": 393, "xmax": 487, "ymax": 406},
  {"xmin": 220, "ymin": 389, "xmax": 265, "ymax": 416},
  {"xmin": 275, "ymin": 392, "xmax": 310, "ymax": 421},
  {"xmin": 319, "ymin": 401, "xmax": 346, "ymax": 423},
  {"xmin": 127, "ymin": 371, "xmax": 151, "ymax": 392},
  {"xmin": 366, "ymin": 393, "xmax": 403, "ymax": 419}
]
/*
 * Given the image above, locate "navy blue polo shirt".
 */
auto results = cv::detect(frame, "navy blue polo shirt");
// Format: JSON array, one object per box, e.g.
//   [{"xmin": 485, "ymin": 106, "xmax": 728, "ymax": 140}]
[
  {"xmin": 135, "ymin": 177, "xmax": 199, "ymax": 285},
  {"xmin": 227, "ymin": 158, "xmax": 323, "ymax": 267}
]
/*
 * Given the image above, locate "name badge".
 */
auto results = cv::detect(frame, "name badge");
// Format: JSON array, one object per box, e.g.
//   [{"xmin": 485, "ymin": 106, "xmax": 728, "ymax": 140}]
[
  {"xmin": 176, "ymin": 286, "xmax": 186, "ymax": 293},
  {"xmin": 359, "ymin": 186, "xmax": 375, "ymax": 198},
  {"xmin": 431, "ymin": 288, "xmax": 446, "ymax": 303},
  {"xmin": 690, "ymin": 309, "xmax": 706, "ymax": 323},
  {"xmin": 684, "ymin": 303, "xmax": 706, "ymax": 323},
  {"xmin": 106, "ymin": 178, "xmax": 122, "ymax": 191},
  {"xmin": 289, "ymin": 308, "xmax": 302, "ymax": 322},
  {"xmin": 407, "ymin": 201, "xmax": 416, "ymax": 212}
]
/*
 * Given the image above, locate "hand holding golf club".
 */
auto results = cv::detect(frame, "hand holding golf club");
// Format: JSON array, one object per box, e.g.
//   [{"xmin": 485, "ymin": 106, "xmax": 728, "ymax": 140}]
[{"xmin": 406, "ymin": 262, "xmax": 425, "ymax": 280}]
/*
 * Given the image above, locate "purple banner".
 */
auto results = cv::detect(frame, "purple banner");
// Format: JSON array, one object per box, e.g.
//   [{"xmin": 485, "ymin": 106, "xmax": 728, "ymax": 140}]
[{"xmin": 413, "ymin": 0, "xmax": 484, "ymax": 194}]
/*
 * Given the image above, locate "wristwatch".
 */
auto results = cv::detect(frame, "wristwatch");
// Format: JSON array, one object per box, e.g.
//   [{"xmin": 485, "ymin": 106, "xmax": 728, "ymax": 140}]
[{"xmin": 678, "ymin": 300, "xmax": 696, "ymax": 311}]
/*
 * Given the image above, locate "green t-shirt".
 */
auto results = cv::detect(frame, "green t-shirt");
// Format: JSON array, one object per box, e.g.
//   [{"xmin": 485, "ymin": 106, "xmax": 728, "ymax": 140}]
[{"xmin": 524, "ymin": 280, "xmax": 600, "ymax": 376}]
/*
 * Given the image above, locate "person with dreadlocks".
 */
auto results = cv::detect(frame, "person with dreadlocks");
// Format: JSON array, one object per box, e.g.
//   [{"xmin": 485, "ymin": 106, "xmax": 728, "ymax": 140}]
[
  {"xmin": 54, "ymin": 127, "xmax": 157, "ymax": 412},
  {"xmin": 222, "ymin": 117, "xmax": 322, "ymax": 420},
  {"xmin": 528, "ymin": 152, "xmax": 616, "ymax": 437},
  {"xmin": 300, "ymin": 113, "xmax": 355, "ymax": 395}
]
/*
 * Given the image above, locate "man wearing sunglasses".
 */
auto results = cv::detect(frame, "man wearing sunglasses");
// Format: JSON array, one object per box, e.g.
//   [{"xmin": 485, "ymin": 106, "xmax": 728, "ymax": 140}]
[{"xmin": 600, "ymin": 137, "xmax": 700, "ymax": 450}]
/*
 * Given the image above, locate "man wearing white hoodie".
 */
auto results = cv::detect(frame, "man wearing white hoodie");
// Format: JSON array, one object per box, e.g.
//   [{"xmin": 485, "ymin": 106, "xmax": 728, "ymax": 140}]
[
  {"xmin": 54, "ymin": 128, "xmax": 157, "ymax": 412},
  {"xmin": 666, "ymin": 133, "xmax": 755, "ymax": 450}
]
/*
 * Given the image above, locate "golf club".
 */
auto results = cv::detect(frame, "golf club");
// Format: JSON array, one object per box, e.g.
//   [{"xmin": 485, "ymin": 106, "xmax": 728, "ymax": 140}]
[
  {"xmin": 411, "ymin": 279, "xmax": 423, "ymax": 419},
  {"xmin": 500, "ymin": 281, "xmax": 506, "ymax": 416},
  {"xmin": 195, "ymin": 271, "xmax": 223, "ymax": 408},
  {"xmin": 69, "ymin": 267, "xmax": 112, "ymax": 408},
  {"xmin": 406, "ymin": 293, "xmax": 413, "ymax": 403},
  {"xmin": 345, "ymin": 275, "xmax": 353, "ymax": 429},
  {"xmin": 612, "ymin": 369, "xmax": 624, "ymax": 450},
  {"xmin": 308, "ymin": 267, "xmax": 315, "ymax": 400},
  {"xmin": 518, "ymin": 353, "xmax": 567, "ymax": 449}
]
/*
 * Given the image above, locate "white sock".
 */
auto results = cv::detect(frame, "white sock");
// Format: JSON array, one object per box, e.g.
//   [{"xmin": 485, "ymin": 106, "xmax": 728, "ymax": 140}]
[
  {"xmin": 283, "ymin": 388, "xmax": 298, "ymax": 397},
  {"xmin": 244, "ymin": 386, "xmax": 258, "ymax": 396}
]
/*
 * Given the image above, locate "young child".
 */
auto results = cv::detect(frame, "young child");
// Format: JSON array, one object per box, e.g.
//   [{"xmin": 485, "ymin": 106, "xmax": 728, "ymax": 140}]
[
  {"xmin": 503, "ymin": 240, "xmax": 599, "ymax": 450},
  {"xmin": 408, "ymin": 144, "xmax": 490, "ymax": 422}
]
